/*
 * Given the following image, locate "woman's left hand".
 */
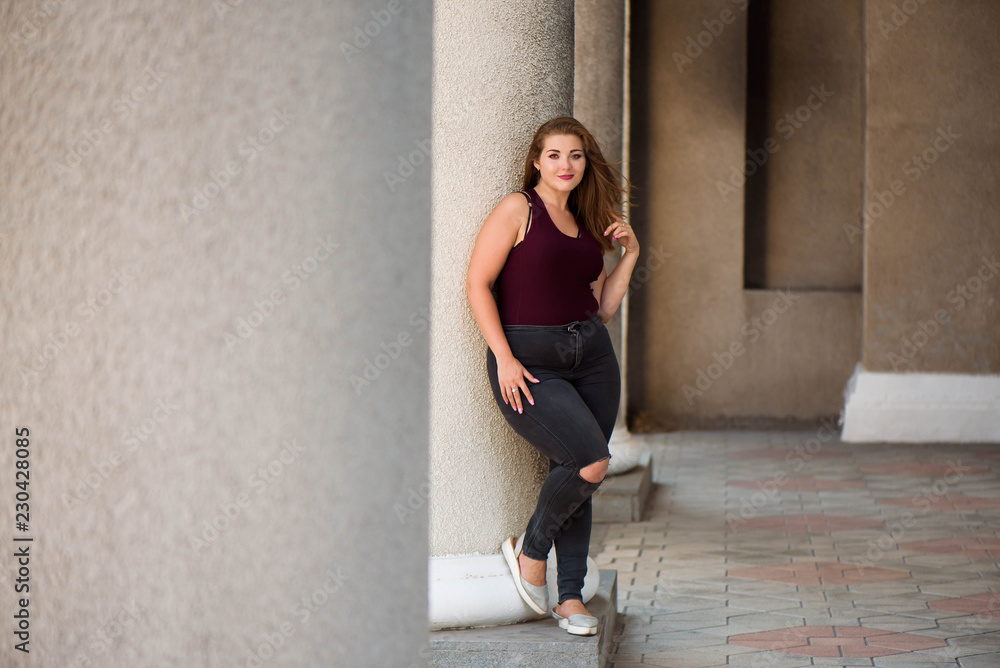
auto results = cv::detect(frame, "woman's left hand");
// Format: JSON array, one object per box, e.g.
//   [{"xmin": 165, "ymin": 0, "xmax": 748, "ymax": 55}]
[{"xmin": 603, "ymin": 216, "xmax": 639, "ymax": 254}]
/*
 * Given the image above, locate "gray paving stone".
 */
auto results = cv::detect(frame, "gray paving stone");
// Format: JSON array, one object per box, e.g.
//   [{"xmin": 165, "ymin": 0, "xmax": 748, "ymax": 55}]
[
  {"xmin": 584, "ymin": 433, "xmax": 1000, "ymax": 666},
  {"xmin": 874, "ymin": 656, "xmax": 960, "ymax": 667},
  {"xmin": 957, "ymin": 652, "xmax": 1000, "ymax": 667},
  {"xmin": 725, "ymin": 651, "xmax": 813, "ymax": 667}
]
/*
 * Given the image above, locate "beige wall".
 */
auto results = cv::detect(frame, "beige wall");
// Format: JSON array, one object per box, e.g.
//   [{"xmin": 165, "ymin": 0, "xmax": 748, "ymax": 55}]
[
  {"xmin": 0, "ymin": 1, "xmax": 431, "ymax": 665},
  {"xmin": 862, "ymin": 0, "xmax": 1000, "ymax": 373},
  {"xmin": 628, "ymin": 0, "xmax": 861, "ymax": 430},
  {"xmin": 744, "ymin": 0, "xmax": 864, "ymax": 290}
]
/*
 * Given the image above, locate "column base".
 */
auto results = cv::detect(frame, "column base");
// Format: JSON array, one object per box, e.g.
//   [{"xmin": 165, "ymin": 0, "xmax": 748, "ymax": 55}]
[
  {"xmin": 594, "ymin": 450, "xmax": 653, "ymax": 522},
  {"xmin": 840, "ymin": 363, "xmax": 1000, "ymax": 442},
  {"xmin": 430, "ymin": 569, "xmax": 618, "ymax": 667},
  {"xmin": 429, "ymin": 550, "xmax": 601, "ymax": 631},
  {"xmin": 606, "ymin": 427, "xmax": 642, "ymax": 475}
]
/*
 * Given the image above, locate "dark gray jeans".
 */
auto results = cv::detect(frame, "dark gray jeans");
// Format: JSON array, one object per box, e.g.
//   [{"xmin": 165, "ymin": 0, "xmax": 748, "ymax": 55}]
[{"xmin": 486, "ymin": 313, "xmax": 620, "ymax": 604}]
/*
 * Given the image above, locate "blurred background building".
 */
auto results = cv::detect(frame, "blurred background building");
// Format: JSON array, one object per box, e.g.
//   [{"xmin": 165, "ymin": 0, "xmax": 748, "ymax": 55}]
[{"xmin": 628, "ymin": 0, "xmax": 998, "ymax": 442}]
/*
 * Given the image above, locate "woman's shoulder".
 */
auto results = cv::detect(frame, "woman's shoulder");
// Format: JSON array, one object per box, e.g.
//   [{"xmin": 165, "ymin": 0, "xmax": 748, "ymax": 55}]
[
  {"xmin": 492, "ymin": 190, "xmax": 532, "ymax": 218},
  {"xmin": 498, "ymin": 189, "xmax": 532, "ymax": 206}
]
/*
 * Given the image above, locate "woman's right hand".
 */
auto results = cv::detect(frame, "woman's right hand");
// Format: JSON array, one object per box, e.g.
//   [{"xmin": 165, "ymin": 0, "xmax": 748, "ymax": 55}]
[{"xmin": 496, "ymin": 354, "xmax": 540, "ymax": 414}]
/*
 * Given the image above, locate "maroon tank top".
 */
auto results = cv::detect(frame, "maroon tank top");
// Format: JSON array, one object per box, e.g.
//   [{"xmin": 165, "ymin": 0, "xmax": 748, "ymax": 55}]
[{"xmin": 495, "ymin": 188, "xmax": 605, "ymax": 326}]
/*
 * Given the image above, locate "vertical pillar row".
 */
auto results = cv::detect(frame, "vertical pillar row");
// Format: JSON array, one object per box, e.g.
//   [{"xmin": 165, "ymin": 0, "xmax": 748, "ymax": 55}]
[{"xmin": 575, "ymin": 0, "xmax": 643, "ymax": 473}]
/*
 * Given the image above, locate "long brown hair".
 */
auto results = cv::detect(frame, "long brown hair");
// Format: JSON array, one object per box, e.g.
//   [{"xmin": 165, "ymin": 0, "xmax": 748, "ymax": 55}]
[{"xmin": 521, "ymin": 117, "xmax": 634, "ymax": 253}]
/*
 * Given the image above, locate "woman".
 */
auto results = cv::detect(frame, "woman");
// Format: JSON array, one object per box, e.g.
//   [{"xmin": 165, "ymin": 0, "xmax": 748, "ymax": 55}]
[{"xmin": 465, "ymin": 117, "xmax": 640, "ymax": 636}]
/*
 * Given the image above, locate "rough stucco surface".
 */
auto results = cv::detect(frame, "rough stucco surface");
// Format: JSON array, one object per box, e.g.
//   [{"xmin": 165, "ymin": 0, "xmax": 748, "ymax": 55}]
[
  {"xmin": 628, "ymin": 0, "xmax": 860, "ymax": 428},
  {"xmin": 0, "ymin": 1, "xmax": 431, "ymax": 665},
  {"xmin": 575, "ymin": 0, "xmax": 625, "ymax": 164},
  {"xmin": 863, "ymin": 0, "xmax": 1000, "ymax": 373},
  {"xmin": 575, "ymin": 0, "xmax": 629, "ymax": 436},
  {"xmin": 430, "ymin": 1, "xmax": 573, "ymax": 556}
]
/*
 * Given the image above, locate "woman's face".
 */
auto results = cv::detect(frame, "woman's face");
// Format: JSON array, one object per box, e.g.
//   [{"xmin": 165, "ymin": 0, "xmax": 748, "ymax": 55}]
[{"xmin": 533, "ymin": 133, "xmax": 586, "ymax": 193}]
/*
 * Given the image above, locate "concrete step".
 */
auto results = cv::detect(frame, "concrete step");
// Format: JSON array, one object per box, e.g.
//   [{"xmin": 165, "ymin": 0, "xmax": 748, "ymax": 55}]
[
  {"xmin": 593, "ymin": 450, "xmax": 653, "ymax": 522},
  {"xmin": 429, "ymin": 569, "xmax": 619, "ymax": 668}
]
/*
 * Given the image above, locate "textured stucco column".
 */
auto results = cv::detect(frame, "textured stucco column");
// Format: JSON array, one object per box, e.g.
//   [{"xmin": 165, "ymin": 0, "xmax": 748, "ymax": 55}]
[
  {"xmin": 574, "ymin": 0, "xmax": 641, "ymax": 474},
  {"xmin": 429, "ymin": 0, "xmax": 601, "ymax": 630},
  {"xmin": 0, "ymin": 2, "xmax": 430, "ymax": 666},
  {"xmin": 841, "ymin": 0, "xmax": 1000, "ymax": 442}
]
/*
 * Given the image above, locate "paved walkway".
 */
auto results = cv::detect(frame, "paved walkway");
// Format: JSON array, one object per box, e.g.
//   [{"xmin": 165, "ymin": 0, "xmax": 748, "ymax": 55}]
[{"xmin": 590, "ymin": 430, "xmax": 1000, "ymax": 667}]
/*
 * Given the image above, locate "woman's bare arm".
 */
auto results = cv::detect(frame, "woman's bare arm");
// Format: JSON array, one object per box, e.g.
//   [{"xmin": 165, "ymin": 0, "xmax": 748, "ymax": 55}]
[
  {"xmin": 592, "ymin": 216, "xmax": 640, "ymax": 323},
  {"xmin": 593, "ymin": 249, "xmax": 639, "ymax": 323},
  {"xmin": 466, "ymin": 193, "xmax": 539, "ymax": 412},
  {"xmin": 466, "ymin": 193, "xmax": 524, "ymax": 357}
]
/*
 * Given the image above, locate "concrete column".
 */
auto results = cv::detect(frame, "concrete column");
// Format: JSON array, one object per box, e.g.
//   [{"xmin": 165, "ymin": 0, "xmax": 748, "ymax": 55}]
[
  {"xmin": 841, "ymin": 0, "xmax": 1000, "ymax": 442},
  {"xmin": 574, "ymin": 0, "xmax": 642, "ymax": 474},
  {"xmin": 429, "ymin": 0, "xmax": 601, "ymax": 630},
  {"xmin": 0, "ymin": 2, "xmax": 430, "ymax": 665}
]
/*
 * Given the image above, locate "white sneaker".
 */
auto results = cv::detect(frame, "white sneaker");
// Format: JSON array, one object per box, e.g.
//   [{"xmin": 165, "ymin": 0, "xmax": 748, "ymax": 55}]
[
  {"xmin": 551, "ymin": 606, "xmax": 598, "ymax": 636},
  {"xmin": 500, "ymin": 533, "xmax": 548, "ymax": 615}
]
